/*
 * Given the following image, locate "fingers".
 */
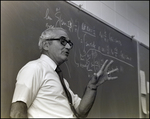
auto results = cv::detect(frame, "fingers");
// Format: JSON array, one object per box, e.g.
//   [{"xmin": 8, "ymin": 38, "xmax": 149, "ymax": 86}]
[
  {"xmin": 104, "ymin": 60, "xmax": 113, "ymax": 71},
  {"xmin": 108, "ymin": 76, "xmax": 118, "ymax": 80},
  {"xmin": 101, "ymin": 59, "xmax": 108, "ymax": 71},
  {"xmin": 96, "ymin": 59, "xmax": 118, "ymax": 79},
  {"xmin": 96, "ymin": 75, "xmax": 118, "ymax": 87},
  {"xmin": 107, "ymin": 68, "xmax": 118, "ymax": 80},
  {"xmin": 96, "ymin": 59, "xmax": 108, "ymax": 77},
  {"xmin": 96, "ymin": 59, "xmax": 114, "ymax": 77},
  {"xmin": 93, "ymin": 60, "xmax": 118, "ymax": 87},
  {"xmin": 107, "ymin": 68, "xmax": 118, "ymax": 75}
]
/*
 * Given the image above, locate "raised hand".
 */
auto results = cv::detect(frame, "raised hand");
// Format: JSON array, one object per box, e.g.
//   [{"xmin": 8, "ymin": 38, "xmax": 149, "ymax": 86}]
[{"xmin": 89, "ymin": 59, "xmax": 118, "ymax": 88}]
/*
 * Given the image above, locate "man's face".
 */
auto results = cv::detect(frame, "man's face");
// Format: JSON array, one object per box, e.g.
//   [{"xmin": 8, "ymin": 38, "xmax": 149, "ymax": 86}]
[{"xmin": 47, "ymin": 30, "xmax": 72, "ymax": 65}]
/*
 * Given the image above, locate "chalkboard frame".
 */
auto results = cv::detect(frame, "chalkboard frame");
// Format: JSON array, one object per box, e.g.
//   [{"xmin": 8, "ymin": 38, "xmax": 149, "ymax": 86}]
[{"xmin": 137, "ymin": 41, "xmax": 149, "ymax": 118}]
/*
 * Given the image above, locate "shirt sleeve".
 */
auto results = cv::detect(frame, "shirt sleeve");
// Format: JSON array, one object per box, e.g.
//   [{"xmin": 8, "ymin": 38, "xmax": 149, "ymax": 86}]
[
  {"xmin": 12, "ymin": 62, "xmax": 42, "ymax": 108},
  {"xmin": 64, "ymin": 79, "xmax": 81, "ymax": 109}
]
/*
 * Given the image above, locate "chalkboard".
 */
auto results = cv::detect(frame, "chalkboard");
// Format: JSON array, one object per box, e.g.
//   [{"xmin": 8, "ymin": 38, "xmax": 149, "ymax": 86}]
[{"xmin": 1, "ymin": 1, "xmax": 139, "ymax": 118}]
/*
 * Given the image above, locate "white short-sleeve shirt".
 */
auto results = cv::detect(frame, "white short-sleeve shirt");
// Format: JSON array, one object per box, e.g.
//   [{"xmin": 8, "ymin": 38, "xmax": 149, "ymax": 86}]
[{"xmin": 12, "ymin": 54, "xmax": 81, "ymax": 118}]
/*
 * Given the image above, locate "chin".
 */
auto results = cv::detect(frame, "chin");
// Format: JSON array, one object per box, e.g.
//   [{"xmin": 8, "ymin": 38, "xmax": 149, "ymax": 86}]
[
  {"xmin": 59, "ymin": 57, "xmax": 68, "ymax": 65},
  {"xmin": 64, "ymin": 57, "xmax": 68, "ymax": 62}
]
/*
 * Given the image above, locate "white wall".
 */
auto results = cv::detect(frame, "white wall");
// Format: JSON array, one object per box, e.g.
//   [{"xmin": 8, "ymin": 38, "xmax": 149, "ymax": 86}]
[{"xmin": 70, "ymin": 1, "xmax": 149, "ymax": 47}]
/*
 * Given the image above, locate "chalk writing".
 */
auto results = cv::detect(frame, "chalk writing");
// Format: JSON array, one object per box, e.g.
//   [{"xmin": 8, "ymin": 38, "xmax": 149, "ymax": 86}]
[
  {"xmin": 43, "ymin": 7, "xmax": 134, "ymax": 78},
  {"xmin": 99, "ymin": 30, "xmax": 122, "ymax": 46},
  {"xmin": 55, "ymin": 8, "xmax": 74, "ymax": 32},
  {"xmin": 44, "ymin": 9, "xmax": 52, "ymax": 20},
  {"xmin": 81, "ymin": 23, "xmax": 96, "ymax": 37}
]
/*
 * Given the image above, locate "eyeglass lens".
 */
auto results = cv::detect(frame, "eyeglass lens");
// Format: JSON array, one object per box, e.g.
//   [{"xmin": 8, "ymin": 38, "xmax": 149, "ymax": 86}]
[
  {"xmin": 46, "ymin": 36, "xmax": 73, "ymax": 48},
  {"xmin": 60, "ymin": 37, "xmax": 73, "ymax": 48}
]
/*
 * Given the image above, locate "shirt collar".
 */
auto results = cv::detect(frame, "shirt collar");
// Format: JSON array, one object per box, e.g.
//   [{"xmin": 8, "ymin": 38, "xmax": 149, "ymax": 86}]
[{"xmin": 40, "ymin": 54, "xmax": 57, "ymax": 71}]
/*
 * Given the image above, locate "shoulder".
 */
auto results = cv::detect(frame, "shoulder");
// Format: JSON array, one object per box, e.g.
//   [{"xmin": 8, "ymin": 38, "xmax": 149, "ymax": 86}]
[
  {"xmin": 17, "ymin": 59, "xmax": 44, "ymax": 78},
  {"xmin": 16, "ymin": 59, "xmax": 44, "ymax": 85},
  {"xmin": 20, "ymin": 59, "xmax": 44, "ymax": 72}
]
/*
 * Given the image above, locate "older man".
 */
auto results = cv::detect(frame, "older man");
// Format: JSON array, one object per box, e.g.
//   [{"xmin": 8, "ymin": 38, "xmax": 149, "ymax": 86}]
[{"xmin": 10, "ymin": 27, "xmax": 118, "ymax": 118}]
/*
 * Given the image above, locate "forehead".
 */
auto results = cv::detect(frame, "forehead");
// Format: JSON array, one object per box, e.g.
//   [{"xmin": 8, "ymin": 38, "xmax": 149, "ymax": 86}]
[{"xmin": 56, "ymin": 29, "xmax": 68, "ymax": 38}]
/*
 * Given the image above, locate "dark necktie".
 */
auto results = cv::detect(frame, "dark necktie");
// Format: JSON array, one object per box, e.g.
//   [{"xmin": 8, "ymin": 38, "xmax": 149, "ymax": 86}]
[{"xmin": 55, "ymin": 66, "xmax": 80, "ymax": 118}]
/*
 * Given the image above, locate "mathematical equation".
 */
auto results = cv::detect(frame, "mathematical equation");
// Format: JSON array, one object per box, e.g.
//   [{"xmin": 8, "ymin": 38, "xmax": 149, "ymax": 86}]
[{"xmin": 44, "ymin": 7, "xmax": 134, "ymax": 78}]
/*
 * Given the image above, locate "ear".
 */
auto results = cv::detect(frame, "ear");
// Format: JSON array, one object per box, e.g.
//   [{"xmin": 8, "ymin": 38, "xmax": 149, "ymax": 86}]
[{"xmin": 42, "ymin": 41, "xmax": 51, "ymax": 51}]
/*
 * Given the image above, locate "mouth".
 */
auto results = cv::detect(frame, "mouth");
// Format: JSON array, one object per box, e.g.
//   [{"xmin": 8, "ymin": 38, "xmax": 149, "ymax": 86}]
[
  {"xmin": 65, "ymin": 51, "xmax": 69, "ymax": 56},
  {"xmin": 64, "ymin": 51, "xmax": 69, "ymax": 56}
]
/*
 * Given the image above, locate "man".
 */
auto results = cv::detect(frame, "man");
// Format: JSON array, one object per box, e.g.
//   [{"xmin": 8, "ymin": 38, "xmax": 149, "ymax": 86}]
[{"xmin": 10, "ymin": 27, "xmax": 118, "ymax": 118}]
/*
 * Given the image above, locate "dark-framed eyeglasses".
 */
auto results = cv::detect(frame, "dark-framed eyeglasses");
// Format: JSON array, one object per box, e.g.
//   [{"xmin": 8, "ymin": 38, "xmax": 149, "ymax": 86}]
[{"xmin": 46, "ymin": 36, "xmax": 73, "ymax": 49}]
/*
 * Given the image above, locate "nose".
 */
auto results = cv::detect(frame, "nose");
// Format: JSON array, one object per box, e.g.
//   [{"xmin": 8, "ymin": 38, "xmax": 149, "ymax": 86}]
[{"xmin": 65, "ymin": 43, "xmax": 72, "ymax": 49}]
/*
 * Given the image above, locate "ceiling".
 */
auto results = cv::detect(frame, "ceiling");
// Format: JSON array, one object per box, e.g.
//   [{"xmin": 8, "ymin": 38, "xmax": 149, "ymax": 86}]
[{"xmin": 126, "ymin": 1, "xmax": 149, "ymax": 20}]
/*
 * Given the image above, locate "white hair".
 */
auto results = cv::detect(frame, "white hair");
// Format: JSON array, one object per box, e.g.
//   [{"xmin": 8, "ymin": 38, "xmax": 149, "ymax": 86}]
[{"xmin": 38, "ymin": 27, "xmax": 67, "ymax": 52}]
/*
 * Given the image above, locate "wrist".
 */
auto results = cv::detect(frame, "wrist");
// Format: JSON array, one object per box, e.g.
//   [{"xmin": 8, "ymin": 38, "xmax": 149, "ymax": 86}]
[{"xmin": 87, "ymin": 84, "xmax": 97, "ymax": 90}]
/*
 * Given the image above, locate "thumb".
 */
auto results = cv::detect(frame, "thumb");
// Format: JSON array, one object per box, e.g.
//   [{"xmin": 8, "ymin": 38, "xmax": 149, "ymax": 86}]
[
  {"xmin": 93, "ymin": 73, "xmax": 98, "ymax": 79},
  {"xmin": 91, "ymin": 73, "xmax": 98, "ymax": 82}
]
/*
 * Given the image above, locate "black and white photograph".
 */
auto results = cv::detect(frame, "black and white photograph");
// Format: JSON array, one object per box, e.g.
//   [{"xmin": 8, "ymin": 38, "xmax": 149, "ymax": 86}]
[{"xmin": 1, "ymin": 1, "xmax": 149, "ymax": 118}]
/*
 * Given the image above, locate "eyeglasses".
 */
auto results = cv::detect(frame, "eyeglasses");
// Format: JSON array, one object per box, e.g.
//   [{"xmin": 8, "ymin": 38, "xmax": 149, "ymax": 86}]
[{"xmin": 46, "ymin": 36, "xmax": 73, "ymax": 49}]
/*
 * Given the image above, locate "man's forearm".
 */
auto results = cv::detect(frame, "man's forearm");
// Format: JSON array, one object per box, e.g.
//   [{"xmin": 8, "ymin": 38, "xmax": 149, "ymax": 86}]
[
  {"xmin": 76, "ymin": 85, "xmax": 97, "ymax": 117},
  {"xmin": 10, "ymin": 111, "xmax": 28, "ymax": 118},
  {"xmin": 10, "ymin": 101, "xmax": 28, "ymax": 118}
]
